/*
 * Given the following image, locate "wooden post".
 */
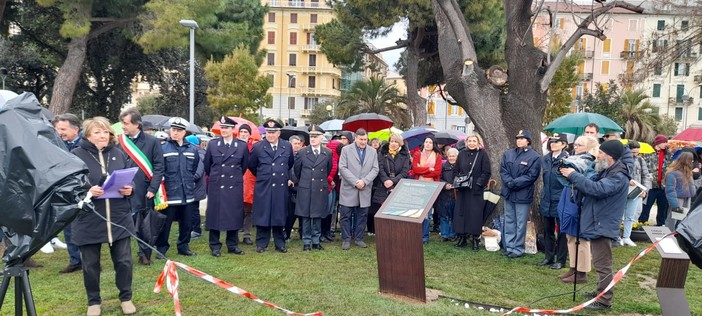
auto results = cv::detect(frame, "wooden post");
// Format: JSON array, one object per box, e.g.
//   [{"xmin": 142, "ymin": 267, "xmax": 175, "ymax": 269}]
[
  {"xmin": 374, "ymin": 179, "xmax": 443, "ymax": 303},
  {"xmin": 643, "ymin": 226, "xmax": 691, "ymax": 316}
]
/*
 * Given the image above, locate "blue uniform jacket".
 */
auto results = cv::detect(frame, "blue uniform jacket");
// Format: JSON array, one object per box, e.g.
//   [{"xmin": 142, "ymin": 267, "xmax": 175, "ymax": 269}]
[
  {"xmin": 540, "ymin": 150, "xmax": 568, "ymax": 217},
  {"xmin": 161, "ymin": 138, "xmax": 199, "ymax": 205},
  {"xmin": 499, "ymin": 146, "xmax": 542, "ymax": 203}
]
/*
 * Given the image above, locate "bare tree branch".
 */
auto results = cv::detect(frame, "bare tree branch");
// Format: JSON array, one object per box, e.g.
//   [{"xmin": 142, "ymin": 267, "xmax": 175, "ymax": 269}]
[
  {"xmin": 538, "ymin": 1, "xmax": 644, "ymax": 92},
  {"xmin": 365, "ymin": 40, "xmax": 409, "ymax": 54},
  {"xmin": 87, "ymin": 18, "xmax": 136, "ymax": 41}
]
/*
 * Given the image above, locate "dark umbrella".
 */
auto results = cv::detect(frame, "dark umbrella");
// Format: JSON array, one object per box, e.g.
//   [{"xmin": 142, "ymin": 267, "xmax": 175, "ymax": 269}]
[
  {"xmin": 135, "ymin": 209, "xmax": 168, "ymax": 247},
  {"xmin": 401, "ymin": 126, "xmax": 438, "ymax": 150},
  {"xmin": 433, "ymin": 130, "xmax": 461, "ymax": 146},
  {"xmin": 281, "ymin": 125, "xmax": 309, "ymax": 145},
  {"xmin": 142, "ymin": 114, "xmax": 172, "ymax": 129},
  {"xmin": 342, "ymin": 113, "xmax": 393, "ymax": 132},
  {"xmin": 482, "ymin": 179, "xmax": 500, "ymax": 225}
]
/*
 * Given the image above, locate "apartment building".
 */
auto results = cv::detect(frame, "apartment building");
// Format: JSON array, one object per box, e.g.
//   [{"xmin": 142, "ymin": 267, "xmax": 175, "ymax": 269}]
[
  {"xmin": 533, "ymin": 1, "xmax": 702, "ymax": 131},
  {"xmin": 419, "ymin": 84, "xmax": 471, "ymax": 132},
  {"xmin": 259, "ymin": 0, "xmax": 341, "ymax": 126}
]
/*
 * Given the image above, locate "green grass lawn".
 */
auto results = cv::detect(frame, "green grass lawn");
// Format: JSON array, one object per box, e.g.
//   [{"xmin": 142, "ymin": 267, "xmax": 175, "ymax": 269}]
[{"xmin": 3, "ymin": 225, "xmax": 701, "ymax": 316}]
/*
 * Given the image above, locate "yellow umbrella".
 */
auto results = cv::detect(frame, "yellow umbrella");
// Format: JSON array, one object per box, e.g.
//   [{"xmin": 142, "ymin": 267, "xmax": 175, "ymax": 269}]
[
  {"xmin": 620, "ymin": 139, "xmax": 654, "ymax": 154},
  {"xmin": 368, "ymin": 127, "xmax": 403, "ymax": 141}
]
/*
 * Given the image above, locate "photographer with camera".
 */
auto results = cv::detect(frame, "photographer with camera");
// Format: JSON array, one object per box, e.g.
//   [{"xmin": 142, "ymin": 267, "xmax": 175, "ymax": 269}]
[
  {"xmin": 499, "ymin": 130, "xmax": 542, "ymax": 258},
  {"xmin": 453, "ymin": 134, "xmax": 491, "ymax": 250}
]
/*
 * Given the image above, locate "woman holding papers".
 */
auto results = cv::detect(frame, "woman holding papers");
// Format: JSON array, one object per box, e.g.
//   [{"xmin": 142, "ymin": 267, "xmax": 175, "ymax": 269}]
[
  {"xmin": 620, "ymin": 141, "xmax": 651, "ymax": 247},
  {"xmin": 71, "ymin": 117, "xmax": 137, "ymax": 316}
]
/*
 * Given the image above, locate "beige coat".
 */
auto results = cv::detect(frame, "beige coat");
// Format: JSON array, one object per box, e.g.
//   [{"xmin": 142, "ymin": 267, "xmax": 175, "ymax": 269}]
[{"xmin": 338, "ymin": 143, "xmax": 379, "ymax": 208}]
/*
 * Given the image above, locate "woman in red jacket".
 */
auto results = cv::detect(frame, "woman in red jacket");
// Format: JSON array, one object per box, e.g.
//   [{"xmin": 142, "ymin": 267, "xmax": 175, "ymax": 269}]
[{"xmin": 412, "ymin": 135, "xmax": 443, "ymax": 244}]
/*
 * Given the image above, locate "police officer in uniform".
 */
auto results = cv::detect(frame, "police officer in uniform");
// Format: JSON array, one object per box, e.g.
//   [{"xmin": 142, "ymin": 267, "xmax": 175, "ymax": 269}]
[
  {"xmin": 293, "ymin": 125, "xmax": 333, "ymax": 251},
  {"xmin": 204, "ymin": 116, "xmax": 248, "ymax": 257},
  {"xmin": 248, "ymin": 119, "xmax": 295, "ymax": 253}
]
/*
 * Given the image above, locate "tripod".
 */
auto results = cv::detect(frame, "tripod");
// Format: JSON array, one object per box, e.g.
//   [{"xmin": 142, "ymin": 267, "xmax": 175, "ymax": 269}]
[{"xmin": 0, "ymin": 264, "xmax": 37, "ymax": 316}]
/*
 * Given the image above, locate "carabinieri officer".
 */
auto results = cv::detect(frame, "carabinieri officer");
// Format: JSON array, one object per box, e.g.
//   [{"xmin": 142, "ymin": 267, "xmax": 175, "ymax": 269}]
[
  {"xmin": 248, "ymin": 119, "xmax": 295, "ymax": 253},
  {"xmin": 204, "ymin": 116, "xmax": 248, "ymax": 257}
]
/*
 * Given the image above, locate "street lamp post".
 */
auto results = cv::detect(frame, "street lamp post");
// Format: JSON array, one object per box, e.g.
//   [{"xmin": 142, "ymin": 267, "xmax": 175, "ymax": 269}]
[
  {"xmin": 326, "ymin": 104, "xmax": 333, "ymax": 118},
  {"xmin": 179, "ymin": 19, "xmax": 199, "ymax": 124},
  {"xmin": 0, "ymin": 67, "xmax": 8, "ymax": 90},
  {"xmin": 286, "ymin": 72, "xmax": 296, "ymax": 126}
]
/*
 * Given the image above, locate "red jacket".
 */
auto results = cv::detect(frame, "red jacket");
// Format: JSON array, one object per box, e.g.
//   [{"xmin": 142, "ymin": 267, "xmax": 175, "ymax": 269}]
[
  {"xmin": 411, "ymin": 150, "xmax": 442, "ymax": 182},
  {"xmin": 243, "ymin": 139, "xmax": 256, "ymax": 204},
  {"xmin": 325, "ymin": 140, "xmax": 341, "ymax": 192}
]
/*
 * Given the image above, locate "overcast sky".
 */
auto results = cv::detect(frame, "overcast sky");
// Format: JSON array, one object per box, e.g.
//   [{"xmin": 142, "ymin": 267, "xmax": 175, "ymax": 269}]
[{"xmin": 367, "ymin": 20, "xmax": 407, "ymax": 72}]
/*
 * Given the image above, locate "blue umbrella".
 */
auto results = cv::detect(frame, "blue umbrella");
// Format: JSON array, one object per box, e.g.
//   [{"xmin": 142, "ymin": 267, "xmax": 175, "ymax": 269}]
[{"xmin": 401, "ymin": 126, "xmax": 439, "ymax": 150}]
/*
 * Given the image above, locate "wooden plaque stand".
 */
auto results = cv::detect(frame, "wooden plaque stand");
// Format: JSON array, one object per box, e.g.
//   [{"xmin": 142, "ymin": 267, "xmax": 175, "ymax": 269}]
[
  {"xmin": 643, "ymin": 226, "xmax": 691, "ymax": 316},
  {"xmin": 374, "ymin": 179, "xmax": 444, "ymax": 303}
]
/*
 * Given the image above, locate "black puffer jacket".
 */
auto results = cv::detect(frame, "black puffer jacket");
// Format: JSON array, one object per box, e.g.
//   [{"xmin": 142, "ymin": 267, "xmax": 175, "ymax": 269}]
[{"xmin": 372, "ymin": 143, "xmax": 411, "ymax": 204}]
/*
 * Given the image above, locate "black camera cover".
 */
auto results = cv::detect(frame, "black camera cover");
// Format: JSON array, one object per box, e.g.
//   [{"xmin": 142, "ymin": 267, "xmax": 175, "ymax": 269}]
[{"xmin": 0, "ymin": 93, "xmax": 92, "ymax": 267}]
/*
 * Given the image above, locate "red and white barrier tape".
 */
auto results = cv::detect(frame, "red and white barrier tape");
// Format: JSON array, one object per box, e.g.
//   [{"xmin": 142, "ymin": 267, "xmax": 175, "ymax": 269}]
[
  {"xmin": 155, "ymin": 260, "xmax": 324, "ymax": 316},
  {"xmin": 502, "ymin": 231, "xmax": 677, "ymax": 315}
]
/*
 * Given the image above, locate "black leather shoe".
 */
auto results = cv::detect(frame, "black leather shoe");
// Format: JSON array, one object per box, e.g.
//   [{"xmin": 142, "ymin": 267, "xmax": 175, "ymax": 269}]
[
  {"xmin": 59, "ymin": 263, "xmax": 82, "ymax": 274},
  {"xmin": 312, "ymin": 244, "xmax": 324, "ymax": 250},
  {"xmin": 275, "ymin": 247, "xmax": 288, "ymax": 253},
  {"xmin": 178, "ymin": 250, "xmax": 196, "ymax": 256},
  {"xmin": 303, "ymin": 244, "xmax": 311, "ymax": 251},
  {"xmin": 155, "ymin": 253, "xmax": 166, "ymax": 260},
  {"xmin": 584, "ymin": 300, "xmax": 611, "ymax": 311},
  {"xmin": 256, "ymin": 247, "xmax": 266, "ymax": 253},
  {"xmin": 471, "ymin": 238, "xmax": 480, "ymax": 252},
  {"xmin": 211, "ymin": 249, "xmax": 221, "ymax": 257},
  {"xmin": 228, "ymin": 247, "xmax": 244, "ymax": 255},
  {"xmin": 537, "ymin": 259, "xmax": 554, "ymax": 267},
  {"xmin": 550, "ymin": 262, "xmax": 564, "ymax": 269},
  {"xmin": 242, "ymin": 238, "xmax": 254, "ymax": 245}
]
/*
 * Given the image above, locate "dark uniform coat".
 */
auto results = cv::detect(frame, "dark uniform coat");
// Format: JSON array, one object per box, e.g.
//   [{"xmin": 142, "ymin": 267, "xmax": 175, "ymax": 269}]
[
  {"xmin": 126, "ymin": 131, "xmax": 164, "ymax": 213},
  {"xmin": 71, "ymin": 140, "xmax": 136, "ymax": 246},
  {"xmin": 204, "ymin": 137, "xmax": 249, "ymax": 231},
  {"xmin": 293, "ymin": 145, "xmax": 333, "ymax": 218},
  {"xmin": 454, "ymin": 148, "xmax": 492, "ymax": 235},
  {"xmin": 248, "ymin": 139, "xmax": 295, "ymax": 227}
]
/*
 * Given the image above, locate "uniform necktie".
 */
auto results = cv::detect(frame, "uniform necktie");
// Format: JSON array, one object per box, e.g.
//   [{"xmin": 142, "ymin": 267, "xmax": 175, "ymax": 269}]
[
  {"xmin": 272, "ymin": 145, "xmax": 277, "ymax": 152},
  {"xmin": 314, "ymin": 148, "xmax": 319, "ymax": 156},
  {"xmin": 225, "ymin": 143, "xmax": 230, "ymax": 148}
]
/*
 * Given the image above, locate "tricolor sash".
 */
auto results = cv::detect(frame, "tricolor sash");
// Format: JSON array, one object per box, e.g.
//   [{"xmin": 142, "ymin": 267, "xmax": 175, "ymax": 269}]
[{"xmin": 119, "ymin": 134, "xmax": 168, "ymax": 210}]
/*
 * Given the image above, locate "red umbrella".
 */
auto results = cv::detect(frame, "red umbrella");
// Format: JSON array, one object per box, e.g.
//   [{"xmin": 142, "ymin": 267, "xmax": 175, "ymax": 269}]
[
  {"xmin": 342, "ymin": 113, "xmax": 393, "ymax": 132},
  {"xmin": 673, "ymin": 127, "xmax": 702, "ymax": 142},
  {"xmin": 211, "ymin": 117, "xmax": 261, "ymax": 141}
]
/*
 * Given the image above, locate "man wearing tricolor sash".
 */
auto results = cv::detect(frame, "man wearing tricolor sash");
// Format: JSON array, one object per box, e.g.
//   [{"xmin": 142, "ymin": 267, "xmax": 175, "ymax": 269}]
[{"xmin": 119, "ymin": 108, "xmax": 165, "ymax": 265}]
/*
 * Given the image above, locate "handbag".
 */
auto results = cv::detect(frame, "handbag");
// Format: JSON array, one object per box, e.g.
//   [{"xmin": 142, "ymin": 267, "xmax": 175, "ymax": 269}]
[{"xmin": 453, "ymin": 152, "xmax": 479, "ymax": 189}]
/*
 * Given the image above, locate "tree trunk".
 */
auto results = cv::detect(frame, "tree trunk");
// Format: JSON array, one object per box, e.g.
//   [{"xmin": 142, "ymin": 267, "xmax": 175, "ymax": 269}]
[
  {"xmin": 432, "ymin": 0, "xmax": 546, "ymax": 223},
  {"xmin": 49, "ymin": 35, "xmax": 88, "ymax": 115},
  {"xmin": 406, "ymin": 43, "xmax": 426, "ymax": 126}
]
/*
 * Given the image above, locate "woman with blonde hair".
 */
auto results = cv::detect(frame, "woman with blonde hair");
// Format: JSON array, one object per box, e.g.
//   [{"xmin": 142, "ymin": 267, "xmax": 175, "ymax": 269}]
[
  {"xmin": 664, "ymin": 151, "xmax": 696, "ymax": 230},
  {"xmin": 557, "ymin": 135, "xmax": 598, "ymax": 284},
  {"xmin": 71, "ymin": 117, "xmax": 137, "ymax": 316},
  {"xmin": 453, "ymin": 133, "xmax": 491, "ymax": 250},
  {"xmin": 370, "ymin": 133, "xmax": 411, "ymax": 234}
]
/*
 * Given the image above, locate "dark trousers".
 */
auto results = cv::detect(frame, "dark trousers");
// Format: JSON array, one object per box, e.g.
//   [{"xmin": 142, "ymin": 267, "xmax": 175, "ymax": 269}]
[
  {"xmin": 209, "ymin": 229, "xmax": 239, "ymax": 251},
  {"xmin": 285, "ymin": 197, "xmax": 300, "ymax": 240},
  {"xmin": 79, "ymin": 237, "xmax": 133, "ymax": 305},
  {"xmin": 256, "ymin": 226, "xmax": 286, "ymax": 249},
  {"xmin": 590, "ymin": 237, "xmax": 614, "ymax": 305},
  {"xmin": 542, "ymin": 216, "xmax": 567, "ymax": 264},
  {"xmin": 367, "ymin": 203, "xmax": 381, "ymax": 234},
  {"xmin": 242, "ymin": 203, "xmax": 253, "ymax": 239},
  {"xmin": 191, "ymin": 201, "xmax": 202, "ymax": 234},
  {"xmin": 639, "ymin": 188, "xmax": 668, "ymax": 226},
  {"xmin": 301, "ymin": 217, "xmax": 322, "ymax": 245},
  {"xmin": 155, "ymin": 204, "xmax": 193, "ymax": 255},
  {"xmin": 132, "ymin": 209, "xmax": 151, "ymax": 259},
  {"xmin": 64, "ymin": 225, "xmax": 81, "ymax": 266},
  {"xmin": 340, "ymin": 206, "xmax": 368, "ymax": 242}
]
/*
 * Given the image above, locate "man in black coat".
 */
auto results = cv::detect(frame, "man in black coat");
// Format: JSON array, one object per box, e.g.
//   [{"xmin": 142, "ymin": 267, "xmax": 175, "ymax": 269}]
[
  {"xmin": 119, "ymin": 108, "xmax": 165, "ymax": 265},
  {"xmin": 204, "ymin": 117, "xmax": 248, "ymax": 257},
  {"xmin": 248, "ymin": 119, "xmax": 295, "ymax": 253},
  {"xmin": 293, "ymin": 125, "xmax": 333, "ymax": 251}
]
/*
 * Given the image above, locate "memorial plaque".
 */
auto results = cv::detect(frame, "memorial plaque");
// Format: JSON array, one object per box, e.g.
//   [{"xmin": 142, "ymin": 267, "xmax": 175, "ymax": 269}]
[{"xmin": 375, "ymin": 179, "xmax": 444, "ymax": 302}]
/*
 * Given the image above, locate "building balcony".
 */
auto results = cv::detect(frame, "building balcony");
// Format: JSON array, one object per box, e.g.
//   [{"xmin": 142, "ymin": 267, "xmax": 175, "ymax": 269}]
[
  {"xmin": 677, "ymin": 51, "xmax": 698, "ymax": 61},
  {"xmin": 265, "ymin": 0, "xmax": 331, "ymax": 9},
  {"xmin": 302, "ymin": 24, "xmax": 317, "ymax": 31},
  {"xmin": 301, "ymin": 88, "xmax": 341, "ymax": 97},
  {"xmin": 578, "ymin": 73, "xmax": 593, "ymax": 81},
  {"xmin": 302, "ymin": 66, "xmax": 342, "ymax": 76},
  {"xmin": 694, "ymin": 74, "xmax": 702, "ymax": 83},
  {"xmin": 669, "ymin": 97, "xmax": 683, "ymax": 105},
  {"xmin": 620, "ymin": 51, "xmax": 642, "ymax": 59},
  {"xmin": 302, "ymin": 44, "xmax": 320, "ymax": 52},
  {"xmin": 584, "ymin": 50, "xmax": 594, "ymax": 59}
]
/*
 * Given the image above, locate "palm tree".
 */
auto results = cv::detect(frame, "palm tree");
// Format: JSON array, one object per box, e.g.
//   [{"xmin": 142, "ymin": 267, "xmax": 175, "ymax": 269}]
[
  {"xmin": 340, "ymin": 77, "xmax": 411, "ymax": 128},
  {"xmin": 620, "ymin": 89, "xmax": 659, "ymax": 142}
]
